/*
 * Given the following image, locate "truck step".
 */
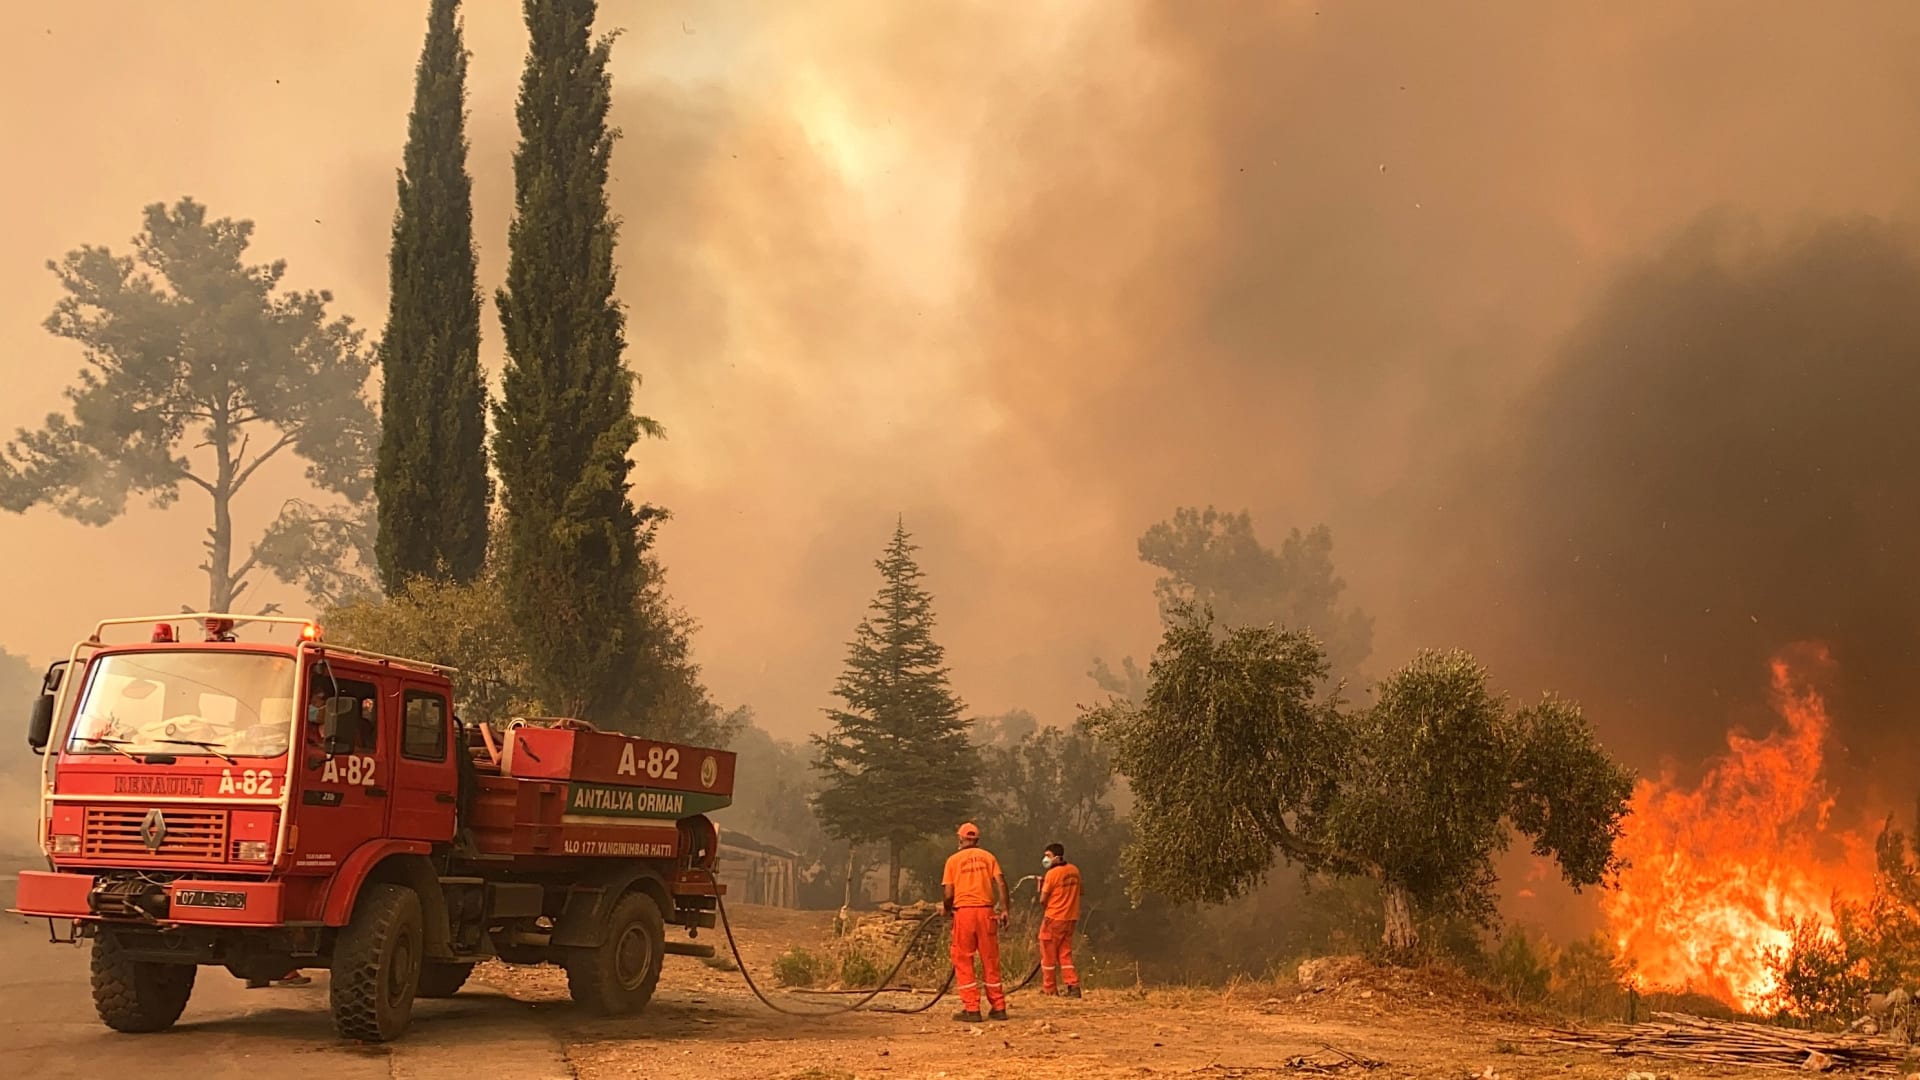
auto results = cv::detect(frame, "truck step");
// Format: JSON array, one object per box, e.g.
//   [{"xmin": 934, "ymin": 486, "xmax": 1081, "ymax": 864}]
[{"xmin": 664, "ymin": 941, "xmax": 716, "ymax": 959}]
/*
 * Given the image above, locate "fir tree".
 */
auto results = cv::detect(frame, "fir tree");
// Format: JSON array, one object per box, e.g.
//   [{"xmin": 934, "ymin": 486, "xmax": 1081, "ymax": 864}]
[
  {"xmin": 492, "ymin": 0, "xmax": 660, "ymax": 720},
  {"xmin": 814, "ymin": 520, "xmax": 979, "ymax": 903},
  {"xmin": 374, "ymin": 0, "xmax": 489, "ymax": 591}
]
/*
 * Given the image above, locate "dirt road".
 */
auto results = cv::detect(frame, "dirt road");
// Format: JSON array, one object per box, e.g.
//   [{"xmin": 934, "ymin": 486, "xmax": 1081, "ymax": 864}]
[{"xmin": 1, "ymin": 871, "xmax": 1744, "ymax": 1079}]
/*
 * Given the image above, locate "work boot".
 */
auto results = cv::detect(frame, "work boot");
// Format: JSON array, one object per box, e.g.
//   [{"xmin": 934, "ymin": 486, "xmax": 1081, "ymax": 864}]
[
  {"xmin": 988, "ymin": 1008, "xmax": 1009, "ymax": 1021},
  {"xmin": 952, "ymin": 1009, "xmax": 984, "ymax": 1023},
  {"xmin": 1064, "ymin": 985, "xmax": 1082, "ymax": 999}
]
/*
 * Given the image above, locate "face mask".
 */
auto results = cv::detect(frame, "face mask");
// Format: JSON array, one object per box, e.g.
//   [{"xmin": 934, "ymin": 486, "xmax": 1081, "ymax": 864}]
[
  {"xmin": 1041, "ymin": 855, "xmax": 1054, "ymax": 870},
  {"xmin": 307, "ymin": 705, "xmax": 320, "ymax": 724}
]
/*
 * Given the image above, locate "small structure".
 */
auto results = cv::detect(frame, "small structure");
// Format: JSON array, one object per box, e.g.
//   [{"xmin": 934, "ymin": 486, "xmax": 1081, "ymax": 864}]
[{"xmin": 717, "ymin": 829, "xmax": 800, "ymax": 908}]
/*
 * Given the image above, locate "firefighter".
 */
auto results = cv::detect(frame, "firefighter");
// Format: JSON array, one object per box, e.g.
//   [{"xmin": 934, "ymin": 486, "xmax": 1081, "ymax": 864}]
[
  {"xmin": 943, "ymin": 821, "xmax": 1009, "ymax": 1022},
  {"xmin": 1037, "ymin": 842, "xmax": 1083, "ymax": 997}
]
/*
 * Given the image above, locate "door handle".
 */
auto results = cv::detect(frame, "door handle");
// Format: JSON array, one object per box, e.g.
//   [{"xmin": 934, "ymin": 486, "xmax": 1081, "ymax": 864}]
[
  {"xmin": 435, "ymin": 793, "xmax": 457, "ymax": 804},
  {"xmin": 367, "ymin": 787, "xmax": 388, "ymax": 798}
]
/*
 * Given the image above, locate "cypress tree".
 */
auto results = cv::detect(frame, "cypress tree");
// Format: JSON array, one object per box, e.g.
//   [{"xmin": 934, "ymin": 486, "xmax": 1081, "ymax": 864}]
[
  {"xmin": 813, "ymin": 520, "xmax": 979, "ymax": 903},
  {"xmin": 493, "ymin": 0, "xmax": 653, "ymax": 720},
  {"xmin": 374, "ymin": 0, "xmax": 489, "ymax": 591}
]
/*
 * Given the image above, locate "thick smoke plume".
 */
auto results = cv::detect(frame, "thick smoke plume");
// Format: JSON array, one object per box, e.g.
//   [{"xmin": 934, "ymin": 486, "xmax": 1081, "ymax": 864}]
[{"xmin": 2, "ymin": 2, "xmax": 1919, "ymax": 820}]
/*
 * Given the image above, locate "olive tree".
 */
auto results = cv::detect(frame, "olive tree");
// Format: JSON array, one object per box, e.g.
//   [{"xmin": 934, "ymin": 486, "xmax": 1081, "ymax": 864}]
[{"xmin": 1086, "ymin": 606, "xmax": 1633, "ymax": 954}]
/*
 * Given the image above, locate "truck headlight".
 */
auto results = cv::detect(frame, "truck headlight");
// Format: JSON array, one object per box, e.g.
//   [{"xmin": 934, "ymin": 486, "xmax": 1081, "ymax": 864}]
[
  {"xmin": 233, "ymin": 840, "xmax": 271, "ymax": 862},
  {"xmin": 50, "ymin": 834, "xmax": 79, "ymax": 855}
]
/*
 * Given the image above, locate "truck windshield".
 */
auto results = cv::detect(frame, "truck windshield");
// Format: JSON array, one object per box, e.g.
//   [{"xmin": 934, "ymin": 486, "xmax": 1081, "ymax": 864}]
[{"xmin": 66, "ymin": 651, "xmax": 298, "ymax": 760}]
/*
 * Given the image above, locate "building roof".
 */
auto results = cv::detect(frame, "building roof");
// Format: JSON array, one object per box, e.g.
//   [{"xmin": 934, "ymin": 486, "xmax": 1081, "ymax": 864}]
[{"xmin": 719, "ymin": 828, "xmax": 800, "ymax": 861}]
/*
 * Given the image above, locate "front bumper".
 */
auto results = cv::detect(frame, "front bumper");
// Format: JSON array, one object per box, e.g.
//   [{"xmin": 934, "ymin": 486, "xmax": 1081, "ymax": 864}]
[{"xmin": 9, "ymin": 870, "xmax": 285, "ymax": 927}]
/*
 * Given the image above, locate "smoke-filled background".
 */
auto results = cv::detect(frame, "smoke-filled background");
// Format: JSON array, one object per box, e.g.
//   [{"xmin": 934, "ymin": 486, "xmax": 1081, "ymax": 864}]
[{"xmin": 5, "ymin": 2, "xmax": 1920, "ymax": 887}]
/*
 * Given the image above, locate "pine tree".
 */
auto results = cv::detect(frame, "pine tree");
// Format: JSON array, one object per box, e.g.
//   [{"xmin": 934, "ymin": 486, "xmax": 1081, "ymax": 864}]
[
  {"xmin": 813, "ymin": 520, "xmax": 979, "ymax": 903},
  {"xmin": 374, "ymin": 0, "xmax": 489, "ymax": 592},
  {"xmin": 492, "ymin": 0, "xmax": 659, "ymax": 721}
]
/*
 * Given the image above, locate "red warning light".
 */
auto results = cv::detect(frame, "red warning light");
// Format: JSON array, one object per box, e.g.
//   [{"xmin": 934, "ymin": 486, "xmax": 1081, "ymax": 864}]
[
  {"xmin": 151, "ymin": 623, "xmax": 176, "ymax": 643},
  {"xmin": 301, "ymin": 623, "xmax": 322, "ymax": 642}
]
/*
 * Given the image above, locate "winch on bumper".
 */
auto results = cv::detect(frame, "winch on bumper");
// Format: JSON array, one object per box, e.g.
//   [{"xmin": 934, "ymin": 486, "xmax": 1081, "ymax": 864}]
[{"xmin": 10, "ymin": 870, "xmax": 285, "ymax": 926}]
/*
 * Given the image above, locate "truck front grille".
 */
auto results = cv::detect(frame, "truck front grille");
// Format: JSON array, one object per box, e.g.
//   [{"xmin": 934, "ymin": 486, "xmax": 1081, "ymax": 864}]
[{"xmin": 82, "ymin": 806, "xmax": 229, "ymax": 862}]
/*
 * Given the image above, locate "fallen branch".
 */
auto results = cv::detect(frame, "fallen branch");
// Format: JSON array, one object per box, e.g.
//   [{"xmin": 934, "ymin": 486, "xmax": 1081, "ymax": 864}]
[{"xmin": 1543, "ymin": 1011, "xmax": 1910, "ymax": 1075}]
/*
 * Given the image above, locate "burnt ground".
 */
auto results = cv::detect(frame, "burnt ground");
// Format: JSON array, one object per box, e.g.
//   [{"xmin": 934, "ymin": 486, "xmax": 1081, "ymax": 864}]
[{"xmin": 0, "ymin": 866, "xmax": 1785, "ymax": 1079}]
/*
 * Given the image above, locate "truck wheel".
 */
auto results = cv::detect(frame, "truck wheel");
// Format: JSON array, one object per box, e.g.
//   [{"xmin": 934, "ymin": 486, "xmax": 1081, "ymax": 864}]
[
  {"xmin": 564, "ymin": 891, "xmax": 664, "ymax": 1016},
  {"xmin": 416, "ymin": 961, "xmax": 475, "ymax": 998},
  {"xmin": 91, "ymin": 931, "xmax": 196, "ymax": 1033},
  {"xmin": 329, "ymin": 883, "xmax": 424, "ymax": 1042}
]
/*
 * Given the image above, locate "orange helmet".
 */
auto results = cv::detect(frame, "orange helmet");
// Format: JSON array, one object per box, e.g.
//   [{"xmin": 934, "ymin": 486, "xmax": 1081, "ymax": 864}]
[{"xmin": 957, "ymin": 822, "xmax": 980, "ymax": 840}]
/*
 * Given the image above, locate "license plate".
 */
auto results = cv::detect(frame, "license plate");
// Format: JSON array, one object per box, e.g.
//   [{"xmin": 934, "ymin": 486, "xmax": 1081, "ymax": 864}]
[{"xmin": 174, "ymin": 889, "xmax": 247, "ymax": 909}]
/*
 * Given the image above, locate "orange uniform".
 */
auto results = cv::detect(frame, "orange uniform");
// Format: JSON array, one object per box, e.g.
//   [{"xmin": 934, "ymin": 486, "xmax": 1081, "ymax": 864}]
[
  {"xmin": 1038, "ymin": 861, "xmax": 1083, "ymax": 993},
  {"xmin": 943, "ymin": 846, "xmax": 1007, "ymax": 1013}
]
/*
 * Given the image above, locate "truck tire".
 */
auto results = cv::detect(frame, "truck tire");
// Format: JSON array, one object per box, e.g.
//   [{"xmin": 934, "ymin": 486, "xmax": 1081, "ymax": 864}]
[
  {"xmin": 91, "ymin": 931, "xmax": 196, "ymax": 1033},
  {"xmin": 415, "ymin": 961, "xmax": 474, "ymax": 998},
  {"xmin": 329, "ymin": 883, "xmax": 424, "ymax": 1042},
  {"xmin": 564, "ymin": 890, "xmax": 664, "ymax": 1016}
]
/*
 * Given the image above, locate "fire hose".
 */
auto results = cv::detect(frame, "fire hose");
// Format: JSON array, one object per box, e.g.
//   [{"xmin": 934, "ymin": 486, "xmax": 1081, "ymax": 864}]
[{"xmin": 704, "ymin": 872, "xmax": 1044, "ymax": 1017}]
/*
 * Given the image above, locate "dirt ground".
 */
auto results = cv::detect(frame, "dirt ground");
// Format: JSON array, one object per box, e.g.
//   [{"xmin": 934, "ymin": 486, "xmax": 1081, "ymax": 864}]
[
  {"xmin": 0, "ymin": 871, "xmax": 1848, "ymax": 1079},
  {"xmin": 491, "ymin": 904, "xmax": 1764, "ymax": 1080}
]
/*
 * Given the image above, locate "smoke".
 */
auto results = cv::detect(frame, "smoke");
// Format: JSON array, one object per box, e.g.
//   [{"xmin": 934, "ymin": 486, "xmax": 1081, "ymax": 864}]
[
  {"xmin": 1436, "ymin": 216, "xmax": 1920, "ymax": 792},
  {"xmin": 3, "ymin": 0, "xmax": 1920, "ymax": 807}
]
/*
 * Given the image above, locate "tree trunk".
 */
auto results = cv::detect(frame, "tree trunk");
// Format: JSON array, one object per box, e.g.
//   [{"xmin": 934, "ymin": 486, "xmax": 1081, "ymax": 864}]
[
  {"xmin": 1381, "ymin": 881, "xmax": 1418, "ymax": 954},
  {"xmin": 205, "ymin": 418, "xmax": 236, "ymax": 611},
  {"xmin": 887, "ymin": 838, "xmax": 901, "ymax": 904},
  {"xmin": 843, "ymin": 844, "xmax": 858, "ymax": 909}
]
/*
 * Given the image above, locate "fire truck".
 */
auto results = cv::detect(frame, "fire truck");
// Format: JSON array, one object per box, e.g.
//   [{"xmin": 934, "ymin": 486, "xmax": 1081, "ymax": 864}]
[{"xmin": 11, "ymin": 613, "xmax": 735, "ymax": 1042}]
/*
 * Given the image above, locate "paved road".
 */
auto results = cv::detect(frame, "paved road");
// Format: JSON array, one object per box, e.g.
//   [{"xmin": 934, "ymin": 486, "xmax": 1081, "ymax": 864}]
[{"xmin": 0, "ymin": 872, "xmax": 574, "ymax": 1079}]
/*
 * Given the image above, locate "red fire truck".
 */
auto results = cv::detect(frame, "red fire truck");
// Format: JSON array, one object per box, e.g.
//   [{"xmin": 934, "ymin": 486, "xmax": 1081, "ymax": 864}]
[{"xmin": 11, "ymin": 613, "xmax": 736, "ymax": 1042}]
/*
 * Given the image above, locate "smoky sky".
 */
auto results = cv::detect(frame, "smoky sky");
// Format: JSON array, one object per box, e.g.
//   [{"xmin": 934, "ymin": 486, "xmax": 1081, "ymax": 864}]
[
  {"xmin": 4, "ymin": 0, "xmax": 1920, "ymax": 832},
  {"xmin": 1434, "ymin": 217, "xmax": 1920, "ymax": 801}
]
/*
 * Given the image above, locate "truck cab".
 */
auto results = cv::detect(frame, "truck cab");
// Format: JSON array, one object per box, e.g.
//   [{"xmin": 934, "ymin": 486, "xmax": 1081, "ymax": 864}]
[{"xmin": 15, "ymin": 612, "xmax": 734, "ymax": 1042}]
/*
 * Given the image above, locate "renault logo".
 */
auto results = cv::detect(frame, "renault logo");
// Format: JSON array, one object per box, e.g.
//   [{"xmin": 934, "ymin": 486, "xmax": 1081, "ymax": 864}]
[{"xmin": 140, "ymin": 809, "xmax": 168, "ymax": 852}]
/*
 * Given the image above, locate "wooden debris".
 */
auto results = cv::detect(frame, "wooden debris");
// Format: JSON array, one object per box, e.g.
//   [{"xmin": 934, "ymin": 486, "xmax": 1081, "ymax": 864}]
[{"xmin": 1542, "ymin": 1011, "xmax": 1911, "ymax": 1075}]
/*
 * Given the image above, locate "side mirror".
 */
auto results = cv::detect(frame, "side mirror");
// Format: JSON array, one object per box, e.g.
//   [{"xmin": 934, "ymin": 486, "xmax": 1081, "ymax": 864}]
[
  {"xmin": 27, "ymin": 694, "xmax": 55, "ymax": 752},
  {"xmin": 322, "ymin": 697, "xmax": 356, "ymax": 756},
  {"xmin": 28, "ymin": 660, "xmax": 69, "ymax": 754}
]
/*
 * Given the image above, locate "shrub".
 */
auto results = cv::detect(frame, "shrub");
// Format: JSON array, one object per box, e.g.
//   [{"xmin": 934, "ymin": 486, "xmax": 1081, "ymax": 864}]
[
  {"xmin": 839, "ymin": 949, "xmax": 883, "ymax": 989},
  {"xmin": 773, "ymin": 947, "xmax": 825, "ymax": 987},
  {"xmin": 1490, "ymin": 930, "xmax": 1553, "ymax": 1005}
]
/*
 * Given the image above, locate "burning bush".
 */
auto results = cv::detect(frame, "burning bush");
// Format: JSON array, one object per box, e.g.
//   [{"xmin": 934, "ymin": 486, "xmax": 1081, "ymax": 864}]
[{"xmin": 1762, "ymin": 809, "xmax": 1920, "ymax": 1025}]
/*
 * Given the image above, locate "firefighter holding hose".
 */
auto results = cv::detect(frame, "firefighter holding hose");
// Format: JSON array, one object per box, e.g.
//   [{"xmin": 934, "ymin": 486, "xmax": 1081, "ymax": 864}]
[
  {"xmin": 1037, "ymin": 842, "xmax": 1083, "ymax": 997},
  {"xmin": 943, "ymin": 821, "xmax": 1009, "ymax": 1022}
]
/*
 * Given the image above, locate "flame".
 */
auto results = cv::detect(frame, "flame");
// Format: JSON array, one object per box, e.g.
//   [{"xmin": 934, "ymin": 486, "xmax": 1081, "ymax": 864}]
[{"xmin": 1600, "ymin": 645, "xmax": 1876, "ymax": 1011}]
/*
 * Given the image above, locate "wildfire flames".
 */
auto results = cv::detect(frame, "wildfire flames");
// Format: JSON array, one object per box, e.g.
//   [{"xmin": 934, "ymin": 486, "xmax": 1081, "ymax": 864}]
[{"xmin": 1601, "ymin": 645, "xmax": 1877, "ymax": 1011}]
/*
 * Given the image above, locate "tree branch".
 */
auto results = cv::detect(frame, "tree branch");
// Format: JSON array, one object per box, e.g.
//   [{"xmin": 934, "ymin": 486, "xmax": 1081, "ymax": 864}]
[
  {"xmin": 230, "ymin": 431, "xmax": 297, "ymax": 491},
  {"xmin": 181, "ymin": 470, "xmax": 217, "ymax": 496},
  {"xmin": 1271, "ymin": 813, "xmax": 1333, "ymax": 863}
]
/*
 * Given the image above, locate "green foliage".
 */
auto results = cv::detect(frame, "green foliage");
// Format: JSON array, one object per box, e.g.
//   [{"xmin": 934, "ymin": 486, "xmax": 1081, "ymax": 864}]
[
  {"xmin": 813, "ymin": 521, "xmax": 979, "ymax": 903},
  {"xmin": 772, "ymin": 947, "xmax": 826, "ymax": 987},
  {"xmin": 1086, "ymin": 606, "xmax": 1634, "ymax": 954},
  {"xmin": 1490, "ymin": 930, "xmax": 1553, "ymax": 1004},
  {"xmin": 908, "ymin": 716, "xmax": 1129, "ymax": 908},
  {"xmin": 375, "ymin": 0, "xmax": 488, "ymax": 591},
  {"xmin": 325, "ymin": 540, "xmax": 737, "ymax": 745},
  {"xmin": 492, "ymin": 0, "xmax": 661, "ymax": 721},
  {"xmin": 1084, "ymin": 606, "xmax": 1345, "ymax": 907},
  {"xmin": 1551, "ymin": 933, "xmax": 1632, "ymax": 1019},
  {"xmin": 1, "ymin": 198, "xmax": 377, "ymax": 611},
  {"xmin": 323, "ymin": 558, "xmax": 533, "ymax": 725},
  {"xmin": 1764, "ymin": 917, "xmax": 1867, "ymax": 1023},
  {"xmin": 838, "ymin": 949, "xmax": 882, "ymax": 988},
  {"xmin": 1138, "ymin": 508, "xmax": 1374, "ymax": 676}
]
